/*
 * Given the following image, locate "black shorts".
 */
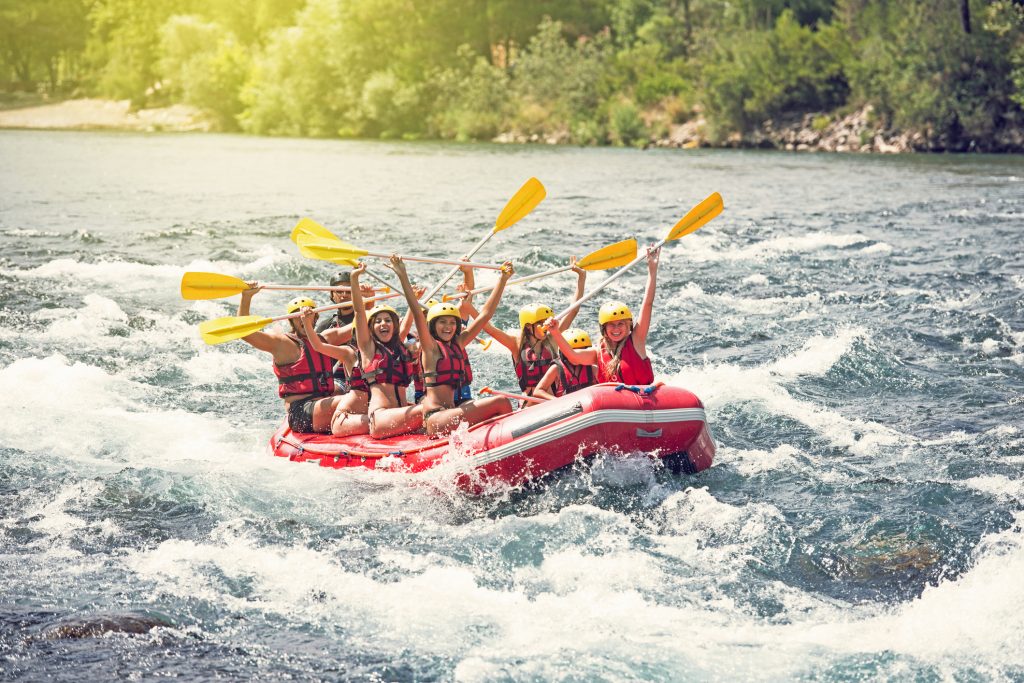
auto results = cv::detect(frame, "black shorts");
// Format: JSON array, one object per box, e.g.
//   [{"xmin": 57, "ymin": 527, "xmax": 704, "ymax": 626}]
[{"xmin": 287, "ymin": 396, "xmax": 322, "ymax": 433}]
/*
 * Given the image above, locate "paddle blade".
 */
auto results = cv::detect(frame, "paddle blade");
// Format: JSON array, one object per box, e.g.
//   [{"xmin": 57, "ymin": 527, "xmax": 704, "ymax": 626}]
[
  {"xmin": 199, "ymin": 315, "xmax": 273, "ymax": 345},
  {"xmin": 295, "ymin": 234, "xmax": 368, "ymax": 263},
  {"xmin": 667, "ymin": 192, "xmax": 723, "ymax": 241},
  {"xmin": 180, "ymin": 272, "xmax": 248, "ymax": 300},
  {"xmin": 290, "ymin": 217, "xmax": 337, "ymax": 244},
  {"xmin": 576, "ymin": 239, "xmax": 638, "ymax": 271},
  {"xmin": 493, "ymin": 177, "xmax": 546, "ymax": 232}
]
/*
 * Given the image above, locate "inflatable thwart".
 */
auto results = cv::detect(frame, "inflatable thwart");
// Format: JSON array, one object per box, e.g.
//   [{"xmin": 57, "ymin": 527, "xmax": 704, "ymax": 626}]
[{"xmin": 270, "ymin": 383, "xmax": 714, "ymax": 493}]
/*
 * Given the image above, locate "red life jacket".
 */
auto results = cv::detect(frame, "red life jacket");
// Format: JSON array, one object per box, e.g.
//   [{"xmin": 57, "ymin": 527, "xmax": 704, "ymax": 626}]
[
  {"xmin": 514, "ymin": 344, "xmax": 554, "ymax": 392},
  {"xmin": 412, "ymin": 356, "xmax": 424, "ymax": 395},
  {"xmin": 598, "ymin": 336, "xmax": 654, "ymax": 385},
  {"xmin": 555, "ymin": 355, "xmax": 597, "ymax": 396},
  {"xmin": 348, "ymin": 363, "xmax": 368, "ymax": 393},
  {"xmin": 353, "ymin": 339, "xmax": 413, "ymax": 399},
  {"xmin": 423, "ymin": 339, "xmax": 472, "ymax": 390},
  {"xmin": 273, "ymin": 333, "xmax": 335, "ymax": 398}
]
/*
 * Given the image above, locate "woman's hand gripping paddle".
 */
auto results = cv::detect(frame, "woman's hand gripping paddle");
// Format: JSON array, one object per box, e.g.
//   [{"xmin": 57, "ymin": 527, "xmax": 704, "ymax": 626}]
[
  {"xmin": 197, "ymin": 292, "xmax": 401, "ymax": 345},
  {"xmin": 442, "ymin": 238, "xmax": 637, "ymax": 302}
]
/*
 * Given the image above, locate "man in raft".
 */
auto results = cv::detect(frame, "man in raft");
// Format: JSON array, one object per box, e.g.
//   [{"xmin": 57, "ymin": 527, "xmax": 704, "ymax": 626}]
[
  {"xmin": 546, "ymin": 246, "xmax": 660, "ymax": 385},
  {"xmin": 237, "ymin": 284, "xmax": 343, "ymax": 433},
  {"xmin": 314, "ymin": 269, "xmax": 374, "ymax": 394},
  {"xmin": 394, "ymin": 256, "xmax": 516, "ymax": 437}
]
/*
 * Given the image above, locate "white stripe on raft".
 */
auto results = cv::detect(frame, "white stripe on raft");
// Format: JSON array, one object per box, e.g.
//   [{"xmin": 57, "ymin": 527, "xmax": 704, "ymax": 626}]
[{"xmin": 458, "ymin": 407, "xmax": 707, "ymax": 470}]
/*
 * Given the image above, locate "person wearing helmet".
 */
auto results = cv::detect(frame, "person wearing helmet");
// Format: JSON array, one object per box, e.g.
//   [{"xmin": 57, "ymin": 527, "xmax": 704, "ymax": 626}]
[
  {"xmin": 325, "ymin": 261, "xmax": 421, "ymax": 439},
  {"xmin": 393, "ymin": 255, "xmax": 515, "ymax": 437},
  {"xmin": 476, "ymin": 258, "xmax": 586, "ymax": 399},
  {"xmin": 547, "ymin": 246, "xmax": 660, "ymax": 385},
  {"xmin": 234, "ymin": 283, "xmax": 345, "ymax": 434},
  {"xmin": 313, "ymin": 269, "xmax": 375, "ymax": 394},
  {"xmin": 532, "ymin": 328, "xmax": 598, "ymax": 401}
]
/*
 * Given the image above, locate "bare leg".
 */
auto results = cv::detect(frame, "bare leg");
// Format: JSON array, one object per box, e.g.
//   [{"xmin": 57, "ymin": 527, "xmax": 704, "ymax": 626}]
[
  {"xmin": 311, "ymin": 396, "xmax": 343, "ymax": 433},
  {"xmin": 331, "ymin": 391, "xmax": 370, "ymax": 436},
  {"xmin": 425, "ymin": 397, "xmax": 512, "ymax": 437},
  {"xmin": 369, "ymin": 403, "xmax": 424, "ymax": 439}
]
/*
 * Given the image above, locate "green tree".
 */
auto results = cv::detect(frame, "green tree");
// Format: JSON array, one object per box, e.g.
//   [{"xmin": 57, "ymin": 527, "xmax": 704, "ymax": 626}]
[
  {"xmin": 0, "ymin": 0, "xmax": 89, "ymax": 91},
  {"xmin": 701, "ymin": 10, "xmax": 850, "ymax": 137},
  {"xmin": 159, "ymin": 15, "xmax": 249, "ymax": 129},
  {"xmin": 86, "ymin": 0, "xmax": 193, "ymax": 104}
]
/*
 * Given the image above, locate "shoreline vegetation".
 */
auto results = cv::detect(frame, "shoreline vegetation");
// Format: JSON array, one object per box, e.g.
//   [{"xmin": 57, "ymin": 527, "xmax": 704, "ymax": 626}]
[{"xmin": 3, "ymin": 1, "xmax": 1023, "ymax": 154}]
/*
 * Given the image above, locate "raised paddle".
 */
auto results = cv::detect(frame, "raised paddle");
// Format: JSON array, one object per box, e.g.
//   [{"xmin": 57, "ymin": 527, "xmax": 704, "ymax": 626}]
[
  {"xmin": 198, "ymin": 292, "xmax": 401, "ymax": 346},
  {"xmin": 179, "ymin": 271, "xmax": 388, "ymax": 300},
  {"xmin": 296, "ymin": 233, "xmax": 505, "ymax": 270},
  {"xmin": 441, "ymin": 238, "xmax": 638, "ymax": 302},
  {"xmin": 478, "ymin": 386, "xmax": 545, "ymax": 405},
  {"xmin": 419, "ymin": 177, "xmax": 546, "ymax": 305},
  {"xmin": 290, "ymin": 219, "xmax": 432, "ymax": 311},
  {"xmin": 551, "ymin": 192, "xmax": 723, "ymax": 322}
]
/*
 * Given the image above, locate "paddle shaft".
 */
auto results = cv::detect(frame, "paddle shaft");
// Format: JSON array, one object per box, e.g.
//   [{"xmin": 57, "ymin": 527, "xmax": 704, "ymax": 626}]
[
  {"xmin": 418, "ymin": 231, "xmax": 495, "ymax": 304},
  {"xmin": 360, "ymin": 250, "xmax": 501, "ymax": 269},
  {"xmin": 445, "ymin": 265, "xmax": 570, "ymax": 300},
  {"xmin": 480, "ymin": 387, "xmax": 545, "ymax": 405},
  {"xmin": 361, "ymin": 267, "xmax": 428, "ymax": 311},
  {"xmin": 268, "ymin": 292, "xmax": 400, "ymax": 324},
  {"xmin": 256, "ymin": 284, "xmax": 363, "ymax": 293},
  {"xmin": 554, "ymin": 242, "xmax": 663, "ymax": 322}
]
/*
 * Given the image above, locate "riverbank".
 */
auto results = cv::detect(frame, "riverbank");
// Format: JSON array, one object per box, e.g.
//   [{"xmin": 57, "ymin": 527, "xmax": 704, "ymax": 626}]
[
  {"xmin": 0, "ymin": 97, "xmax": 209, "ymax": 133},
  {"xmin": 3, "ymin": 97, "xmax": 1022, "ymax": 153}
]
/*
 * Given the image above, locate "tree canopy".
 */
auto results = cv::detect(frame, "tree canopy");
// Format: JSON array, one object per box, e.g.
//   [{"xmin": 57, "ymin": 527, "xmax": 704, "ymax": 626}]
[{"xmin": 3, "ymin": 0, "xmax": 1023, "ymax": 149}]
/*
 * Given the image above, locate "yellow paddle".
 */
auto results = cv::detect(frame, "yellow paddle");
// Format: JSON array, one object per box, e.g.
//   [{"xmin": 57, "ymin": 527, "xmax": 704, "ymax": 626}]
[
  {"xmin": 179, "ymin": 271, "xmax": 388, "ymax": 300},
  {"xmin": 295, "ymin": 233, "xmax": 505, "ymax": 270},
  {"xmin": 441, "ymin": 238, "xmax": 637, "ymax": 302},
  {"xmin": 419, "ymin": 177, "xmax": 546, "ymax": 304},
  {"xmin": 198, "ymin": 292, "xmax": 401, "ymax": 345},
  {"xmin": 552, "ymin": 192, "xmax": 724, "ymax": 321}
]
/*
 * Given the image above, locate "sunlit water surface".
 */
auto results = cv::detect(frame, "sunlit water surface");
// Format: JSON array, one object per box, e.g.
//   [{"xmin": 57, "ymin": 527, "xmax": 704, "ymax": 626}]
[{"xmin": 1, "ymin": 131, "xmax": 1022, "ymax": 681}]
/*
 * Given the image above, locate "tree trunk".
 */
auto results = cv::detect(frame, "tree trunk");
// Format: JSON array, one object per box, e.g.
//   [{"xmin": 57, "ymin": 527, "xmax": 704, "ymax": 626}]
[{"xmin": 960, "ymin": 0, "xmax": 971, "ymax": 34}]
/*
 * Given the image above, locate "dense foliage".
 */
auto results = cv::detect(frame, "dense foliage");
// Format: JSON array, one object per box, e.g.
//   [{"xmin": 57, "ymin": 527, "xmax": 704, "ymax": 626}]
[{"xmin": 3, "ymin": 0, "xmax": 1023, "ymax": 149}]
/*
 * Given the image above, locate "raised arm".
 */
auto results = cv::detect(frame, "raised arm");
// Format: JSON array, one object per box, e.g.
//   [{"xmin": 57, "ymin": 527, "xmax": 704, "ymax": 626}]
[
  {"xmin": 390, "ymin": 255, "xmax": 433, "ymax": 354},
  {"xmin": 560, "ymin": 258, "xmax": 588, "ymax": 329},
  {"xmin": 348, "ymin": 263, "xmax": 374, "ymax": 359},
  {"xmin": 400, "ymin": 283, "xmax": 426, "ymax": 340},
  {"xmin": 236, "ymin": 281, "xmax": 276, "ymax": 352},
  {"xmin": 461, "ymin": 299, "xmax": 517, "ymax": 354},
  {"xmin": 460, "ymin": 262, "xmax": 513, "ymax": 344},
  {"xmin": 301, "ymin": 307, "xmax": 353, "ymax": 362},
  {"xmin": 545, "ymin": 316, "xmax": 599, "ymax": 366},
  {"xmin": 630, "ymin": 245, "xmax": 660, "ymax": 357}
]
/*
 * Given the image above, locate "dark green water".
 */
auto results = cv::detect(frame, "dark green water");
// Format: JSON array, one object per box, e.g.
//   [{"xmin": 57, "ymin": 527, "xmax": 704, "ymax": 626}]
[{"xmin": 1, "ymin": 130, "xmax": 1022, "ymax": 681}]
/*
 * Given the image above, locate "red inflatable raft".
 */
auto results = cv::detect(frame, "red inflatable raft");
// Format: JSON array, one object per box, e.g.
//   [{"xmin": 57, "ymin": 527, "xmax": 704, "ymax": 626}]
[{"xmin": 270, "ymin": 383, "xmax": 714, "ymax": 493}]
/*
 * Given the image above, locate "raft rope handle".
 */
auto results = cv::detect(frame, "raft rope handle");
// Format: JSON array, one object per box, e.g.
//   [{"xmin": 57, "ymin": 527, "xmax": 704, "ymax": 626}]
[{"xmin": 613, "ymin": 382, "xmax": 663, "ymax": 395}]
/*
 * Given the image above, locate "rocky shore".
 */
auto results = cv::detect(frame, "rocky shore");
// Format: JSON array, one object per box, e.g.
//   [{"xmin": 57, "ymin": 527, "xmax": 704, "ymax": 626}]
[
  {"xmin": 3, "ymin": 98, "xmax": 1022, "ymax": 153},
  {"xmin": 654, "ymin": 104, "xmax": 1024, "ymax": 154}
]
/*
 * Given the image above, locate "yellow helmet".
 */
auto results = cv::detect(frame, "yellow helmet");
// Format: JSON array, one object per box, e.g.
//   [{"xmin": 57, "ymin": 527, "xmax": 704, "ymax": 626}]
[
  {"xmin": 286, "ymin": 297, "xmax": 317, "ymax": 314},
  {"xmin": 598, "ymin": 300, "xmax": 633, "ymax": 325},
  {"xmin": 368, "ymin": 304, "xmax": 399, "ymax": 322},
  {"xmin": 426, "ymin": 298, "xmax": 440, "ymax": 308},
  {"xmin": 427, "ymin": 302, "xmax": 461, "ymax": 323},
  {"xmin": 564, "ymin": 328, "xmax": 593, "ymax": 349},
  {"xmin": 518, "ymin": 304, "xmax": 554, "ymax": 329}
]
